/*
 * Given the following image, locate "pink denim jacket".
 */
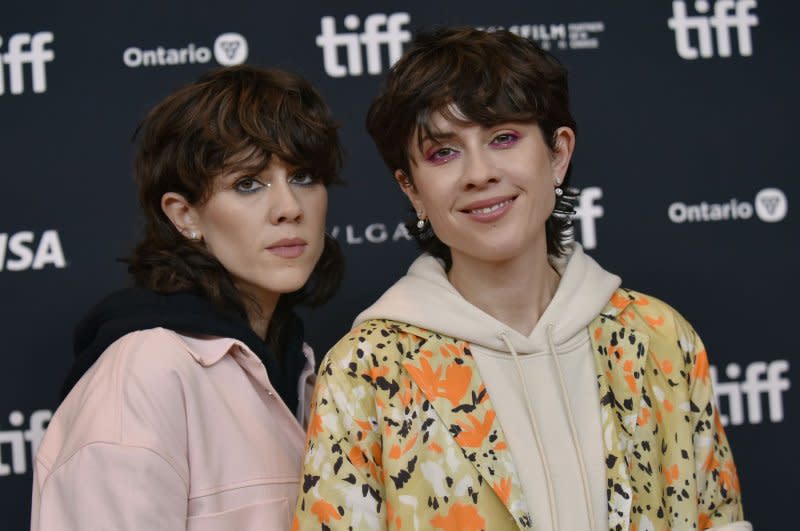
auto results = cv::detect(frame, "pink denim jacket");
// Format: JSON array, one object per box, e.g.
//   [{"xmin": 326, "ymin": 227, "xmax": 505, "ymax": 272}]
[{"xmin": 31, "ymin": 327, "xmax": 314, "ymax": 530}]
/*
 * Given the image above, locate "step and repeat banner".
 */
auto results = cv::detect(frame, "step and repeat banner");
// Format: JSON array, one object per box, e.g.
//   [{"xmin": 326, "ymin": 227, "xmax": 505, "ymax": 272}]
[{"xmin": 2, "ymin": 1, "xmax": 795, "ymax": 529}]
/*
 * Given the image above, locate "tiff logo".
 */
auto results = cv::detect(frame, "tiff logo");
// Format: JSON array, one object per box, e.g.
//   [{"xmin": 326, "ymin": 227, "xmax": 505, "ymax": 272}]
[
  {"xmin": 574, "ymin": 186, "xmax": 603, "ymax": 250},
  {"xmin": 317, "ymin": 13, "xmax": 411, "ymax": 78},
  {"xmin": 0, "ymin": 410, "xmax": 50, "ymax": 476},
  {"xmin": 711, "ymin": 360, "xmax": 790, "ymax": 426},
  {"xmin": 668, "ymin": 0, "xmax": 758, "ymax": 59},
  {"xmin": 0, "ymin": 32, "xmax": 54, "ymax": 95}
]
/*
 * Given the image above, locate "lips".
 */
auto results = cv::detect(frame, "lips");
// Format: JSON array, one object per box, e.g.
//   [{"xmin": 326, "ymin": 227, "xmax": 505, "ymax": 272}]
[
  {"xmin": 460, "ymin": 195, "xmax": 517, "ymax": 222},
  {"xmin": 266, "ymin": 237, "xmax": 307, "ymax": 258}
]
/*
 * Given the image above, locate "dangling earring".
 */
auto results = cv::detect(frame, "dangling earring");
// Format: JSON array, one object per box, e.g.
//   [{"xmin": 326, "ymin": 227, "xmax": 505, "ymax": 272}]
[
  {"xmin": 551, "ymin": 184, "xmax": 579, "ymax": 220},
  {"xmin": 416, "ymin": 211, "xmax": 427, "ymax": 230}
]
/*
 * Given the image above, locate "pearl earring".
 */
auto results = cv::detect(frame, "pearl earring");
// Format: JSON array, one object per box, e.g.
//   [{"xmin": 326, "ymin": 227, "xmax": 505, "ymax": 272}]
[{"xmin": 416, "ymin": 212, "xmax": 426, "ymax": 230}]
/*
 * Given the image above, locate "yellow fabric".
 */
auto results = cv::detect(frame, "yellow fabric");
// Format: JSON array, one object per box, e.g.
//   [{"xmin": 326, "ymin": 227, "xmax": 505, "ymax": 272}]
[{"xmin": 293, "ymin": 289, "xmax": 744, "ymax": 530}]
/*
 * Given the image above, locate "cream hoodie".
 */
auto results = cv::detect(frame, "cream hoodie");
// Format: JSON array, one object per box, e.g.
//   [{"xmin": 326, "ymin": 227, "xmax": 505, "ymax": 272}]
[{"xmin": 354, "ymin": 243, "xmax": 752, "ymax": 531}]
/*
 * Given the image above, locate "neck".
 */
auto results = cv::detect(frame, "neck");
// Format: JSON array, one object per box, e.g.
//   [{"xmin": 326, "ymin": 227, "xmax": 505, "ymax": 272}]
[
  {"xmin": 248, "ymin": 310, "xmax": 273, "ymax": 341},
  {"xmin": 448, "ymin": 244, "xmax": 560, "ymax": 336},
  {"xmin": 237, "ymin": 285, "xmax": 279, "ymax": 340}
]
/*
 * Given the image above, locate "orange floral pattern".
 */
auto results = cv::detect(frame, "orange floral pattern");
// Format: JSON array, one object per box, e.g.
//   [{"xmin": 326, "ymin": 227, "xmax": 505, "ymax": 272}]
[{"xmin": 293, "ymin": 289, "xmax": 745, "ymax": 530}]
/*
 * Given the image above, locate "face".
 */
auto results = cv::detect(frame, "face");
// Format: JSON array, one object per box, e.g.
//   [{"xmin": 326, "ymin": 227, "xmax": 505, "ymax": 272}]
[
  {"xmin": 399, "ymin": 112, "xmax": 574, "ymax": 269},
  {"xmin": 189, "ymin": 156, "xmax": 327, "ymax": 309}
]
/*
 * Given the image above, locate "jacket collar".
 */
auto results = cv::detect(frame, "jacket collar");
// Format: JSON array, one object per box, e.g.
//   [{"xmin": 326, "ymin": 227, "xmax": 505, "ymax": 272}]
[
  {"xmin": 398, "ymin": 324, "xmax": 533, "ymax": 530},
  {"xmin": 176, "ymin": 333, "xmax": 239, "ymax": 367},
  {"xmin": 174, "ymin": 333, "xmax": 314, "ymax": 398},
  {"xmin": 589, "ymin": 289, "xmax": 650, "ymax": 531},
  {"xmin": 175, "ymin": 333, "xmax": 274, "ymax": 392}
]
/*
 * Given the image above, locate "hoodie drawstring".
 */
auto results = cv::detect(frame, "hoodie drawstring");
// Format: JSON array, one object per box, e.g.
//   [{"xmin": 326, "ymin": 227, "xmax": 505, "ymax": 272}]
[
  {"xmin": 546, "ymin": 324, "xmax": 597, "ymax": 531},
  {"xmin": 499, "ymin": 327, "xmax": 597, "ymax": 531},
  {"xmin": 500, "ymin": 331, "xmax": 559, "ymax": 531}
]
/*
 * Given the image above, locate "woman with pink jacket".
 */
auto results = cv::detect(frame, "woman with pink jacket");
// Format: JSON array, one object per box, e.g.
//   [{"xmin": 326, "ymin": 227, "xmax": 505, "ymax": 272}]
[{"xmin": 30, "ymin": 66, "xmax": 343, "ymax": 530}]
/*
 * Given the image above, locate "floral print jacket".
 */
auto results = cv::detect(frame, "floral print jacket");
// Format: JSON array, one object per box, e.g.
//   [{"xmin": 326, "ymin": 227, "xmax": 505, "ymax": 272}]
[{"xmin": 293, "ymin": 289, "xmax": 744, "ymax": 530}]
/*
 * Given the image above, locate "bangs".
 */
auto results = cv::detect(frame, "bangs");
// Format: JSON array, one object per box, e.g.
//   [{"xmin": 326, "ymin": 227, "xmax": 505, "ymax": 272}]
[
  {"xmin": 411, "ymin": 87, "xmax": 541, "ymax": 160},
  {"xmin": 405, "ymin": 41, "xmax": 552, "ymax": 157},
  {"xmin": 198, "ymin": 69, "xmax": 342, "ymax": 188}
]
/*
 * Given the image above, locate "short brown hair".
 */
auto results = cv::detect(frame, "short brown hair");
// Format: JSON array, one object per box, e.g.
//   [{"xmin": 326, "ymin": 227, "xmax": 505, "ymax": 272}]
[
  {"xmin": 367, "ymin": 26, "xmax": 579, "ymax": 266},
  {"xmin": 126, "ymin": 65, "xmax": 343, "ymax": 346}
]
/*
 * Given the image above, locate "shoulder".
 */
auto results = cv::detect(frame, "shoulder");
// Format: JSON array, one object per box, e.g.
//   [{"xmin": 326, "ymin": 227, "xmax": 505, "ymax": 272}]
[
  {"xmin": 323, "ymin": 319, "xmax": 432, "ymax": 365},
  {"xmin": 317, "ymin": 319, "xmax": 439, "ymax": 398},
  {"xmin": 66, "ymin": 327, "xmax": 197, "ymax": 404},
  {"xmin": 606, "ymin": 288, "xmax": 697, "ymax": 341},
  {"xmin": 113, "ymin": 326, "xmax": 207, "ymax": 396},
  {"xmin": 604, "ymin": 288, "xmax": 706, "ymax": 376},
  {"xmin": 39, "ymin": 328, "xmax": 204, "ymax": 471},
  {"xmin": 84, "ymin": 328, "xmax": 208, "ymax": 403}
]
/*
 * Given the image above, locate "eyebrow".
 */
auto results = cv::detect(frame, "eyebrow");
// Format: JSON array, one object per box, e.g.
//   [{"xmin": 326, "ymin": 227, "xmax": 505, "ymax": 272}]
[{"xmin": 419, "ymin": 130, "xmax": 457, "ymax": 144}]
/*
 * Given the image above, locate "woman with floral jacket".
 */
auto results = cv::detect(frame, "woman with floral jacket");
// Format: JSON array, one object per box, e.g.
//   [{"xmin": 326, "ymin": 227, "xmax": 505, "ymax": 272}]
[{"xmin": 294, "ymin": 27, "xmax": 750, "ymax": 531}]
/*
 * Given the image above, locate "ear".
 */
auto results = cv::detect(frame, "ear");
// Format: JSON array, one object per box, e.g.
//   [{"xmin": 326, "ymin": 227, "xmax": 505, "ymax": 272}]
[
  {"xmin": 394, "ymin": 169, "xmax": 424, "ymax": 215},
  {"xmin": 161, "ymin": 192, "xmax": 201, "ymax": 239},
  {"xmin": 550, "ymin": 127, "xmax": 576, "ymax": 185}
]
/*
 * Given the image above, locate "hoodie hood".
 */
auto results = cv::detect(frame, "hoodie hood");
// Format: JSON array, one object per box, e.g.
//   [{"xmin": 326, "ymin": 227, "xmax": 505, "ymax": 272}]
[
  {"xmin": 63, "ymin": 288, "xmax": 306, "ymax": 412},
  {"xmin": 355, "ymin": 243, "xmax": 621, "ymax": 354}
]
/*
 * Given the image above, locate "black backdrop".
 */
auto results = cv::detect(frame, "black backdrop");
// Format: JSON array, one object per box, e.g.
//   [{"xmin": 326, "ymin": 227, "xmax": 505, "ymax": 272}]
[{"xmin": 2, "ymin": 1, "xmax": 796, "ymax": 529}]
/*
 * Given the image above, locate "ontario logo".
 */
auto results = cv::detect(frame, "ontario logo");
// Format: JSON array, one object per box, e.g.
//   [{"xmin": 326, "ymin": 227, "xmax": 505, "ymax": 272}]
[
  {"xmin": 123, "ymin": 32, "xmax": 248, "ymax": 68},
  {"xmin": 668, "ymin": 187, "xmax": 788, "ymax": 224}
]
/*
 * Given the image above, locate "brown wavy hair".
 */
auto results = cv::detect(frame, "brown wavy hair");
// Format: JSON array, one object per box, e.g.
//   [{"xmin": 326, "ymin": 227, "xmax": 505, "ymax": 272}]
[
  {"xmin": 366, "ymin": 26, "xmax": 579, "ymax": 269},
  {"xmin": 125, "ymin": 65, "xmax": 344, "ymax": 347}
]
